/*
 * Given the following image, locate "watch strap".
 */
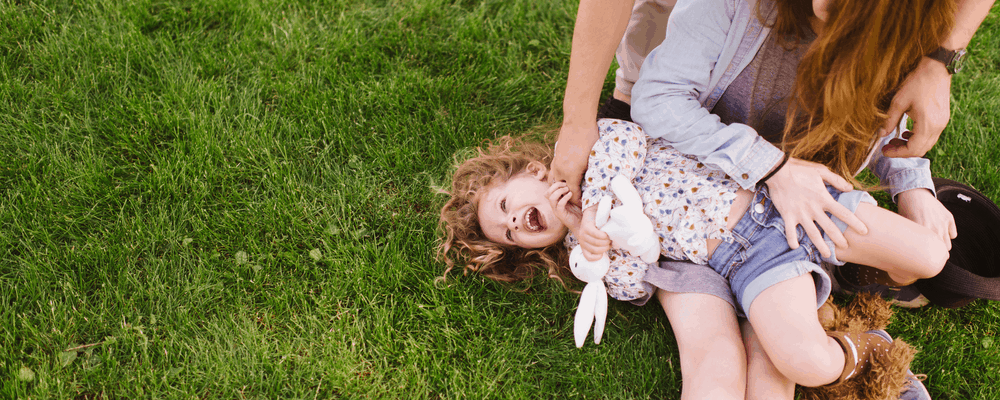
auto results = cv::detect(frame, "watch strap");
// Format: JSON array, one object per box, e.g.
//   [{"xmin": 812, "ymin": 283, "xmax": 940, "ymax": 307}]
[{"xmin": 927, "ymin": 46, "xmax": 967, "ymax": 74}]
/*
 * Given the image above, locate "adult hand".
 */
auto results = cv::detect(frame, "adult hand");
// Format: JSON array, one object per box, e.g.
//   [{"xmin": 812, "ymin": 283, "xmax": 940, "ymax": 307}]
[
  {"xmin": 549, "ymin": 121, "xmax": 601, "ymax": 205},
  {"xmin": 881, "ymin": 57, "xmax": 952, "ymax": 158},
  {"xmin": 764, "ymin": 158, "xmax": 868, "ymax": 258},
  {"xmin": 896, "ymin": 188, "xmax": 957, "ymax": 250}
]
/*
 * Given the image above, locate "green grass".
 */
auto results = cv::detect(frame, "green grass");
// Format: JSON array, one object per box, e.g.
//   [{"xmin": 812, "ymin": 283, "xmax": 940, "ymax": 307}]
[{"xmin": 1, "ymin": 0, "xmax": 998, "ymax": 398}]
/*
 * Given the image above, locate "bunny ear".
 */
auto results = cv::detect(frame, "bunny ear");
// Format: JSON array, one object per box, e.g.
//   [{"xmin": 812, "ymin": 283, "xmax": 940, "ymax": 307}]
[
  {"xmin": 610, "ymin": 174, "xmax": 643, "ymax": 208},
  {"xmin": 594, "ymin": 195, "xmax": 613, "ymax": 229},
  {"xmin": 592, "ymin": 286, "xmax": 608, "ymax": 345},
  {"xmin": 574, "ymin": 282, "xmax": 600, "ymax": 348}
]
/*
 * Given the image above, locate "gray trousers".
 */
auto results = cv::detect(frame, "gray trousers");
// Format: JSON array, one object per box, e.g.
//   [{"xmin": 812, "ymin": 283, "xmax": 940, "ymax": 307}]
[{"xmin": 615, "ymin": 0, "xmax": 676, "ymax": 96}]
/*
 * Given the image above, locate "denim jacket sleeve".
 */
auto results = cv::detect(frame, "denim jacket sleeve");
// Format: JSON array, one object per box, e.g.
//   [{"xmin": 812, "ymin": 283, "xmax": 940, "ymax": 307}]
[
  {"xmin": 866, "ymin": 132, "xmax": 935, "ymax": 201},
  {"xmin": 631, "ymin": 0, "xmax": 784, "ymax": 190}
]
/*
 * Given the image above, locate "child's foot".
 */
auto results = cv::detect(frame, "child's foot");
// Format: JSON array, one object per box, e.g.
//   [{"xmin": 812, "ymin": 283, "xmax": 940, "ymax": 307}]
[{"xmin": 835, "ymin": 265, "xmax": 930, "ymax": 308}]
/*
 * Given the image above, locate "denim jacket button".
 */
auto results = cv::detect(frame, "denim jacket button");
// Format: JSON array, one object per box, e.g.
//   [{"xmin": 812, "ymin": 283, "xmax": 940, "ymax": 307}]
[{"xmin": 753, "ymin": 203, "xmax": 765, "ymax": 214}]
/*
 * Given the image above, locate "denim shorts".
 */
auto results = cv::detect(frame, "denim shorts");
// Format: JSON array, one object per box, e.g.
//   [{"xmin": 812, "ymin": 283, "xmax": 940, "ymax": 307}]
[{"xmin": 707, "ymin": 185, "xmax": 876, "ymax": 317}]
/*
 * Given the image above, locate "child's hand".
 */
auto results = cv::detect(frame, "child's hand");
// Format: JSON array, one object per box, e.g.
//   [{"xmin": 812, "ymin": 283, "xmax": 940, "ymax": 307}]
[
  {"xmin": 548, "ymin": 181, "xmax": 583, "ymax": 230},
  {"xmin": 549, "ymin": 182, "xmax": 608, "ymax": 260},
  {"xmin": 578, "ymin": 206, "xmax": 611, "ymax": 261}
]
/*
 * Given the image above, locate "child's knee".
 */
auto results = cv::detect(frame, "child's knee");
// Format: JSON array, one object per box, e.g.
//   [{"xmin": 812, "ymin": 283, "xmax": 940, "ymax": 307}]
[
  {"xmin": 913, "ymin": 231, "xmax": 949, "ymax": 279},
  {"xmin": 768, "ymin": 339, "xmax": 843, "ymax": 387}
]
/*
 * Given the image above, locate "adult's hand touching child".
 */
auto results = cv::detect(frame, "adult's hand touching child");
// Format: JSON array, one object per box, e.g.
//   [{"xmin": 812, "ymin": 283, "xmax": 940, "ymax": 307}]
[
  {"xmin": 549, "ymin": 121, "xmax": 601, "ymax": 205},
  {"xmin": 763, "ymin": 158, "xmax": 869, "ymax": 258}
]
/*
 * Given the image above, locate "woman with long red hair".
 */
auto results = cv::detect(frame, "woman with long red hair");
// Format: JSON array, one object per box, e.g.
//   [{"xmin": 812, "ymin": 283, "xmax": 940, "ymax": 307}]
[{"xmin": 630, "ymin": 0, "xmax": 990, "ymax": 396}]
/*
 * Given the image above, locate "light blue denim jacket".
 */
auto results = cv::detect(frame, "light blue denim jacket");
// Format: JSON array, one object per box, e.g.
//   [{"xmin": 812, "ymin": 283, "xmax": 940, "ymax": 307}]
[{"xmin": 631, "ymin": 0, "xmax": 934, "ymax": 199}]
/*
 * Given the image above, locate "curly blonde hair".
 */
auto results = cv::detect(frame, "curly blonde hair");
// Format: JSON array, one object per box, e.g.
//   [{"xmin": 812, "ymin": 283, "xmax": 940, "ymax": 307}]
[{"xmin": 437, "ymin": 136, "xmax": 570, "ymax": 285}]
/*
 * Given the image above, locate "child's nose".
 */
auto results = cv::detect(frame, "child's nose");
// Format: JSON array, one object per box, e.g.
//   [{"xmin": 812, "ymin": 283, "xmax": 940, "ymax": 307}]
[{"xmin": 509, "ymin": 215, "xmax": 518, "ymax": 230}]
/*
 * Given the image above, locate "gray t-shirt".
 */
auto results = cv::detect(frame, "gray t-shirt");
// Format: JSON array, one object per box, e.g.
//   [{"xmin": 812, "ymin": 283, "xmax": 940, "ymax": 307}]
[{"xmin": 712, "ymin": 29, "xmax": 816, "ymax": 144}]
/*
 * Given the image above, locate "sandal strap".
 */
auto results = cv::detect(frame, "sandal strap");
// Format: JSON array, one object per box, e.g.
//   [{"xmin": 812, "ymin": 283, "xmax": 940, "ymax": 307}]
[
  {"xmin": 828, "ymin": 330, "xmax": 893, "ymax": 384},
  {"xmin": 838, "ymin": 263, "xmax": 911, "ymax": 287}
]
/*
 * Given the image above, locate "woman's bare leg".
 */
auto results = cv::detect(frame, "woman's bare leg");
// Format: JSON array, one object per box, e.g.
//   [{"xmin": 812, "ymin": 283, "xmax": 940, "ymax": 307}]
[
  {"xmin": 658, "ymin": 290, "xmax": 746, "ymax": 399},
  {"xmin": 741, "ymin": 320, "xmax": 795, "ymax": 400}
]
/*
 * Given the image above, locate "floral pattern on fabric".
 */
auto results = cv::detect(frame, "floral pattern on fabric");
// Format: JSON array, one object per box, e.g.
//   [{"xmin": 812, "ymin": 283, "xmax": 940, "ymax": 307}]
[{"xmin": 564, "ymin": 119, "xmax": 740, "ymax": 301}]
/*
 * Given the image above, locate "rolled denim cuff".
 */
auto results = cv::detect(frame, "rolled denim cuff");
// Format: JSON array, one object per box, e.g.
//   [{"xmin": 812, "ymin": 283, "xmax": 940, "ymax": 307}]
[{"xmin": 884, "ymin": 164, "xmax": 935, "ymax": 202}]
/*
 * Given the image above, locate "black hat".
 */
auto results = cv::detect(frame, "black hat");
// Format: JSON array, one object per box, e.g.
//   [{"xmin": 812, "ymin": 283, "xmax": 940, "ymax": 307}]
[{"xmin": 914, "ymin": 178, "xmax": 1000, "ymax": 308}]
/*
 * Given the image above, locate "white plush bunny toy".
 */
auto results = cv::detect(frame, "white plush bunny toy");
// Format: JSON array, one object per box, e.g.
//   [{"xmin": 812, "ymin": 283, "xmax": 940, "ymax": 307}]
[{"xmin": 569, "ymin": 174, "xmax": 659, "ymax": 348}]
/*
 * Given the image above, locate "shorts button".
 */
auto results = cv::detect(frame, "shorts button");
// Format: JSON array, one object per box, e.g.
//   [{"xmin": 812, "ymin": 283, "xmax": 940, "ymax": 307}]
[
  {"xmin": 741, "ymin": 173, "xmax": 749, "ymax": 179},
  {"xmin": 754, "ymin": 203, "xmax": 765, "ymax": 214}
]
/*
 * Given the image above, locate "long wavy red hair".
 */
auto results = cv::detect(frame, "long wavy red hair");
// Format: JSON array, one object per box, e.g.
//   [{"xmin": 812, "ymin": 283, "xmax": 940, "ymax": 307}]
[{"xmin": 773, "ymin": 0, "xmax": 956, "ymax": 183}]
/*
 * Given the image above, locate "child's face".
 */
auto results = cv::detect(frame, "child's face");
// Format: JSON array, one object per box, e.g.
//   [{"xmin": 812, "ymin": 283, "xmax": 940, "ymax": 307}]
[{"xmin": 477, "ymin": 164, "xmax": 568, "ymax": 249}]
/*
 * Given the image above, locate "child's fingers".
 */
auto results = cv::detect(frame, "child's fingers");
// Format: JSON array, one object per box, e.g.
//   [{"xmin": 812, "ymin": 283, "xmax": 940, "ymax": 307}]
[
  {"xmin": 548, "ymin": 186, "xmax": 570, "ymax": 209},
  {"xmin": 580, "ymin": 237, "xmax": 610, "ymax": 257},
  {"xmin": 558, "ymin": 189, "xmax": 572, "ymax": 210},
  {"xmin": 582, "ymin": 248, "xmax": 604, "ymax": 262}
]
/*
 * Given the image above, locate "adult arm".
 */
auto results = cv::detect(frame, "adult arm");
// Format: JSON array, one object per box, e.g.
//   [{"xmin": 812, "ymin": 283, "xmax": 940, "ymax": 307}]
[
  {"xmin": 549, "ymin": 0, "xmax": 635, "ymax": 203},
  {"xmin": 880, "ymin": 0, "xmax": 996, "ymax": 158},
  {"xmin": 866, "ymin": 133, "xmax": 958, "ymax": 249},
  {"xmin": 632, "ymin": 0, "xmax": 865, "ymax": 257}
]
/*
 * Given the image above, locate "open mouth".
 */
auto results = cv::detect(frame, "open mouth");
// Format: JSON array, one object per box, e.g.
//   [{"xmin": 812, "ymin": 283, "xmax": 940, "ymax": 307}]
[{"xmin": 525, "ymin": 207, "xmax": 544, "ymax": 232}]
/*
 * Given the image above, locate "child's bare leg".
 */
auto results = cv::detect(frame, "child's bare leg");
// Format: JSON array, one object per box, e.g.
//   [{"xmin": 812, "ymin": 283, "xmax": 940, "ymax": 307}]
[
  {"xmin": 741, "ymin": 320, "xmax": 794, "ymax": 400},
  {"xmin": 658, "ymin": 291, "xmax": 746, "ymax": 400},
  {"xmin": 747, "ymin": 274, "xmax": 845, "ymax": 387},
  {"xmin": 836, "ymin": 202, "xmax": 949, "ymax": 284}
]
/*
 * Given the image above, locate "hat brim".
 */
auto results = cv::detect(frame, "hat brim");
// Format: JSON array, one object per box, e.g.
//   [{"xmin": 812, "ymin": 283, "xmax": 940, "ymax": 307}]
[{"xmin": 915, "ymin": 178, "xmax": 1000, "ymax": 308}]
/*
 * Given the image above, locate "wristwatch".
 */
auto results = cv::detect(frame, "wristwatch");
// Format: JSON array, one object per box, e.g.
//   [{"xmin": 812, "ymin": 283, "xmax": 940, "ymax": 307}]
[{"xmin": 927, "ymin": 46, "xmax": 967, "ymax": 74}]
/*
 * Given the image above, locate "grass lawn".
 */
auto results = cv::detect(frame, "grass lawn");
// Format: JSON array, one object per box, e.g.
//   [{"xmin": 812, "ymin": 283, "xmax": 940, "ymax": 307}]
[{"xmin": 1, "ymin": 0, "xmax": 998, "ymax": 398}]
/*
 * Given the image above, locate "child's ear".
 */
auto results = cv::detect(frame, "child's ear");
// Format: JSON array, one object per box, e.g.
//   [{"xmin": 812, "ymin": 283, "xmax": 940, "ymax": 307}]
[{"xmin": 526, "ymin": 161, "xmax": 548, "ymax": 180}]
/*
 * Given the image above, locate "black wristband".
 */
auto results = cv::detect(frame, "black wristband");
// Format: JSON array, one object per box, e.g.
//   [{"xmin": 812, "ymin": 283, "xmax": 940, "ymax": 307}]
[{"xmin": 758, "ymin": 152, "xmax": 790, "ymax": 187}]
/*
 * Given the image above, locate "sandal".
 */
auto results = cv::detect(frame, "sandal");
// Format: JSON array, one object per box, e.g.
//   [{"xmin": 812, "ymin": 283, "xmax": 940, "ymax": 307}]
[
  {"xmin": 828, "ymin": 329, "xmax": 894, "ymax": 383},
  {"xmin": 837, "ymin": 263, "xmax": 913, "ymax": 287}
]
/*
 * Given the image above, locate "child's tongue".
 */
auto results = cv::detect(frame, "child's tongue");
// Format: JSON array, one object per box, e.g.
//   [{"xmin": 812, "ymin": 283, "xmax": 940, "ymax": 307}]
[{"xmin": 527, "ymin": 207, "xmax": 544, "ymax": 232}]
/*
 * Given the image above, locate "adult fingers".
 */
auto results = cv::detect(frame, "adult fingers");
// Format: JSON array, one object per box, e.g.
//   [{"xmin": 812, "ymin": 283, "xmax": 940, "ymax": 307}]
[
  {"xmin": 882, "ymin": 113, "xmax": 947, "ymax": 158},
  {"xmin": 814, "ymin": 213, "xmax": 847, "ymax": 250},
  {"xmin": 817, "ymin": 166, "xmax": 854, "ymax": 194},
  {"xmin": 881, "ymin": 98, "xmax": 907, "ymax": 139},
  {"xmin": 801, "ymin": 219, "xmax": 831, "ymax": 259},
  {"xmin": 824, "ymin": 198, "xmax": 867, "ymax": 237},
  {"xmin": 783, "ymin": 219, "xmax": 800, "ymax": 250}
]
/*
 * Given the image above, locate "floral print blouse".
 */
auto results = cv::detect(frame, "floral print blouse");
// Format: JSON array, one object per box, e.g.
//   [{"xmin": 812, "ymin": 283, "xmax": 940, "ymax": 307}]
[{"xmin": 564, "ymin": 119, "xmax": 739, "ymax": 301}]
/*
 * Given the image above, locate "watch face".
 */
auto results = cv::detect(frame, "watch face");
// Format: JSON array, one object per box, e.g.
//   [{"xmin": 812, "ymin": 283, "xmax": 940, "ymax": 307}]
[{"xmin": 951, "ymin": 49, "xmax": 967, "ymax": 74}]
